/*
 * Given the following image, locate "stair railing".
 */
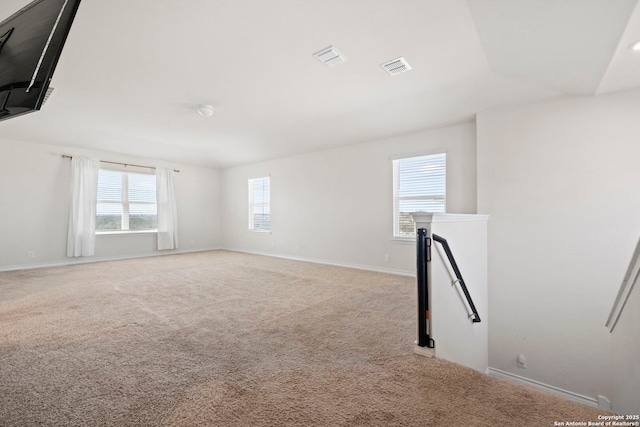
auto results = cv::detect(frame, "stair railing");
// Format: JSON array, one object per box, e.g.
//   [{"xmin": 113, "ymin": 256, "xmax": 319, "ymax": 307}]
[
  {"xmin": 432, "ymin": 233, "xmax": 481, "ymax": 323},
  {"xmin": 606, "ymin": 236, "xmax": 640, "ymax": 332}
]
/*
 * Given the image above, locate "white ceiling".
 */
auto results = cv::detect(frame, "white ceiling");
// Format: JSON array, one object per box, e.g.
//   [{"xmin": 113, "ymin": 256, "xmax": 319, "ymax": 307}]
[{"xmin": 1, "ymin": 0, "xmax": 640, "ymax": 168}]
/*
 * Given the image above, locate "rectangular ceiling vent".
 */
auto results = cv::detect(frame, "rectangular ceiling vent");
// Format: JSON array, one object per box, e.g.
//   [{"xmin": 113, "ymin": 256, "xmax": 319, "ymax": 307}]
[
  {"xmin": 381, "ymin": 57, "xmax": 412, "ymax": 76},
  {"xmin": 313, "ymin": 46, "xmax": 347, "ymax": 67},
  {"xmin": 43, "ymin": 87, "xmax": 54, "ymax": 105}
]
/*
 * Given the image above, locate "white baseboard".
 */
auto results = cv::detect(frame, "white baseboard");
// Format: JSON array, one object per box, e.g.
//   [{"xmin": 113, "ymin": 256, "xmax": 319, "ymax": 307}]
[
  {"xmin": 1, "ymin": 247, "xmax": 414, "ymax": 277},
  {"xmin": 485, "ymin": 367, "xmax": 603, "ymax": 409},
  {"xmin": 0, "ymin": 247, "xmax": 222, "ymax": 272},
  {"xmin": 2, "ymin": 247, "xmax": 415, "ymax": 277},
  {"xmin": 413, "ymin": 344, "xmax": 435, "ymax": 358},
  {"xmin": 223, "ymin": 247, "xmax": 415, "ymax": 277}
]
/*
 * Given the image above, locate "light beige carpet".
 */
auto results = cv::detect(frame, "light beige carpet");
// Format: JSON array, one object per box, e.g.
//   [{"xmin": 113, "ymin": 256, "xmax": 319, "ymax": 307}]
[{"xmin": 0, "ymin": 250, "xmax": 608, "ymax": 426}]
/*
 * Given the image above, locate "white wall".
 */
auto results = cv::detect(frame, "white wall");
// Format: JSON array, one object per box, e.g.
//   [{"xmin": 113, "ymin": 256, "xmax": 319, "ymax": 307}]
[
  {"xmin": 221, "ymin": 121, "xmax": 477, "ymax": 274},
  {"xmin": 477, "ymin": 89, "xmax": 640, "ymax": 406},
  {"xmin": 413, "ymin": 214, "xmax": 489, "ymax": 373},
  {"xmin": 0, "ymin": 138, "xmax": 222, "ymax": 270}
]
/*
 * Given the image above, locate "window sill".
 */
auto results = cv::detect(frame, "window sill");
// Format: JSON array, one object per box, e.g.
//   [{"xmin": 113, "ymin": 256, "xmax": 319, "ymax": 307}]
[
  {"xmin": 249, "ymin": 229, "xmax": 271, "ymax": 234},
  {"xmin": 96, "ymin": 230, "xmax": 157, "ymax": 236}
]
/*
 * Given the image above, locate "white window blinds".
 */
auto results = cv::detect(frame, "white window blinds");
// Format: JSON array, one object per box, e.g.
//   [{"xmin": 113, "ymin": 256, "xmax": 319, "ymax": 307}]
[
  {"xmin": 392, "ymin": 152, "xmax": 446, "ymax": 238},
  {"xmin": 96, "ymin": 170, "xmax": 157, "ymax": 231},
  {"xmin": 248, "ymin": 177, "xmax": 270, "ymax": 231}
]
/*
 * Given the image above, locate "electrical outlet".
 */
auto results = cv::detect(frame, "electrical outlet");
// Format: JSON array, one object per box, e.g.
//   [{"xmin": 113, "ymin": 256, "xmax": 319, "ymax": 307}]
[
  {"xmin": 384, "ymin": 254, "xmax": 390, "ymax": 262},
  {"xmin": 27, "ymin": 251, "xmax": 36, "ymax": 259}
]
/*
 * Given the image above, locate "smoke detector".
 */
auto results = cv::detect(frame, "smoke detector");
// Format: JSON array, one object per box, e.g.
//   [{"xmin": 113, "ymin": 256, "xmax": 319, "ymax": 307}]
[
  {"xmin": 313, "ymin": 46, "xmax": 348, "ymax": 67},
  {"xmin": 197, "ymin": 104, "xmax": 214, "ymax": 117},
  {"xmin": 380, "ymin": 57, "xmax": 412, "ymax": 76}
]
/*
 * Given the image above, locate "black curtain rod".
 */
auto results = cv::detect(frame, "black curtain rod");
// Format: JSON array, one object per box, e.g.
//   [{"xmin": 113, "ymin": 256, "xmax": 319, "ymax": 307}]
[{"xmin": 62, "ymin": 155, "xmax": 180, "ymax": 173}]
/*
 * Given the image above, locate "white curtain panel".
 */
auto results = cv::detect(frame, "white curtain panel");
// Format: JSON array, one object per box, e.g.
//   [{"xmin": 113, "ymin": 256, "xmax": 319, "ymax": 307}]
[
  {"xmin": 156, "ymin": 167, "xmax": 179, "ymax": 250},
  {"xmin": 67, "ymin": 157, "xmax": 100, "ymax": 257}
]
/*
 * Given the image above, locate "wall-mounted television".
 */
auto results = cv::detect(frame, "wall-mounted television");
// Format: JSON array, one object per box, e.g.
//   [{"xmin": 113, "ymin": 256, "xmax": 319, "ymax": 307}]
[{"xmin": 0, "ymin": 0, "xmax": 82, "ymax": 122}]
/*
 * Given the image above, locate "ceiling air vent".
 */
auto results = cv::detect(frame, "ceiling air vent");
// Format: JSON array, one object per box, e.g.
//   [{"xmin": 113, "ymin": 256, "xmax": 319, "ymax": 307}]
[
  {"xmin": 313, "ymin": 46, "xmax": 347, "ymax": 67},
  {"xmin": 381, "ymin": 57, "xmax": 412, "ymax": 76},
  {"xmin": 42, "ymin": 87, "xmax": 54, "ymax": 105}
]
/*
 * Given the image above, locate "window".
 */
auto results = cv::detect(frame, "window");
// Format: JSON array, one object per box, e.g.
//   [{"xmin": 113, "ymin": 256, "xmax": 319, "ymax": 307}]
[
  {"xmin": 248, "ymin": 176, "xmax": 270, "ymax": 231},
  {"xmin": 96, "ymin": 169, "xmax": 157, "ymax": 232},
  {"xmin": 392, "ymin": 152, "xmax": 446, "ymax": 238}
]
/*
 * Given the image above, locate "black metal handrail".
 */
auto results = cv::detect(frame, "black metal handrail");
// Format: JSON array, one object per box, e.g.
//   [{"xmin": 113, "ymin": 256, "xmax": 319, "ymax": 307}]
[{"xmin": 432, "ymin": 233, "xmax": 481, "ymax": 323}]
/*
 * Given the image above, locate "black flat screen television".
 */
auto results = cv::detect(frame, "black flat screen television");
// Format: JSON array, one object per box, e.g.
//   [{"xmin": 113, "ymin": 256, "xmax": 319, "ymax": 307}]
[{"xmin": 0, "ymin": 0, "xmax": 81, "ymax": 122}]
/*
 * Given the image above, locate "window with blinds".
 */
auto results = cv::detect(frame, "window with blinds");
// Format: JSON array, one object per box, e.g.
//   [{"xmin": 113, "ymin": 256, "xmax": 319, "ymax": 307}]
[
  {"xmin": 248, "ymin": 177, "xmax": 270, "ymax": 232},
  {"xmin": 392, "ymin": 152, "xmax": 446, "ymax": 238},
  {"xmin": 96, "ymin": 169, "xmax": 157, "ymax": 231}
]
